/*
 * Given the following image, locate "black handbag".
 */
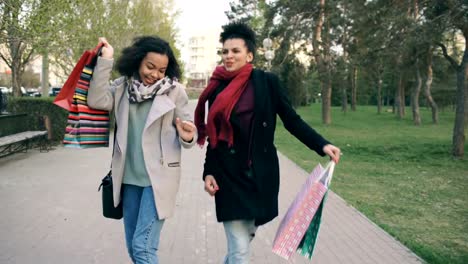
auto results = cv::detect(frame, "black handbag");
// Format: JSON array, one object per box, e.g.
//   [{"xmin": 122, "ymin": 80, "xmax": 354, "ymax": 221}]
[
  {"xmin": 98, "ymin": 170, "xmax": 123, "ymax": 219},
  {"xmin": 97, "ymin": 126, "xmax": 123, "ymax": 219}
]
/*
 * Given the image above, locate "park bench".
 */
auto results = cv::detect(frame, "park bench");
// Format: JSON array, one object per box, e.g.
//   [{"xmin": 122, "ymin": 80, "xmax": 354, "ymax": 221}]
[{"xmin": 0, "ymin": 113, "xmax": 51, "ymax": 158}]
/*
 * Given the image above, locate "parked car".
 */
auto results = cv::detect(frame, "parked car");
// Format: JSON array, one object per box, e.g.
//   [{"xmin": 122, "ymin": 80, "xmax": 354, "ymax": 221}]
[
  {"xmin": 0, "ymin": 87, "xmax": 25, "ymax": 95},
  {"xmin": 0, "ymin": 88, "xmax": 7, "ymax": 113},
  {"xmin": 49, "ymin": 86, "xmax": 62, "ymax": 96},
  {"xmin": 0, "ymin": 87, "xmax": 9, "ymax": 94},
  {"xmin": 26, "ymin": 87, "xmax": 41, "ymax": 97}
]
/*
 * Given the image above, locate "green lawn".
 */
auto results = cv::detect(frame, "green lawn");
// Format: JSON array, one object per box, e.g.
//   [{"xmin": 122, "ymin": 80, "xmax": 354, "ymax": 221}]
[{"xmin": 274, "ymin": 104, "xmax": 468, "ymax": 264}]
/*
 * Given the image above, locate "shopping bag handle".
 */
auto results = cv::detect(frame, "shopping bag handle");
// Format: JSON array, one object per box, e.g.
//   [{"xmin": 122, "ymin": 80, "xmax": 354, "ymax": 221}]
[
  {"xmin": 320, "ymin": 161, "xmax": 335, "ymax": 188},
  {"xmin": 92, "ymin": 42, "xmax": 105, "ymax": 55}
]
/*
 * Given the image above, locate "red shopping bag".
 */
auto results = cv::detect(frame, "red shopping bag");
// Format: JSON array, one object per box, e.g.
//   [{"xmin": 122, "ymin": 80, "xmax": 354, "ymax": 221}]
[
  {"xmin": 272, "ymin": 161, "xmax": 335, "ymax": 260},
  {"xmin": 55, "ymin": 43, "xmax": 110, "ymax": 148},
  {"xmin": 54, "ymin": 44, "xmax": 103, "ymax": 110}
]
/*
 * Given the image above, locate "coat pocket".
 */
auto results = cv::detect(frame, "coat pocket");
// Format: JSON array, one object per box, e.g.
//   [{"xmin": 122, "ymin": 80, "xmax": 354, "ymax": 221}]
[{"xmin": 167, "ymin": 162, "xmax": 180, "ymax": 167}]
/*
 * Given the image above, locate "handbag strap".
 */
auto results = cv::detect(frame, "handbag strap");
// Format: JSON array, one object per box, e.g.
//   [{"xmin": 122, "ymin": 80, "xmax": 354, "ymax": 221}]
[{"xmin": 111, "ymin": 123, "xmax": 117, "ymax": 169}]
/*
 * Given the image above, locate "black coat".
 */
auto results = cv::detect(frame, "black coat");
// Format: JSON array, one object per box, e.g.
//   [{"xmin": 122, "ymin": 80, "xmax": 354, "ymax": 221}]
[{"xmin": 203, "ymin": 69, "xmax": 330, "ymax": 226}]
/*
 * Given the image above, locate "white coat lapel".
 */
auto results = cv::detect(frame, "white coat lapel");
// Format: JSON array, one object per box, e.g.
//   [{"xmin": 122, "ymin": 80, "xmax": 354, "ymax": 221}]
[
  {"xmin": 114, "ymin": 83, "xmax": 129, "ymax": 153},
  {"xmin": 144, "ymin": 95, "xmax": 175, "ymax": 130}
]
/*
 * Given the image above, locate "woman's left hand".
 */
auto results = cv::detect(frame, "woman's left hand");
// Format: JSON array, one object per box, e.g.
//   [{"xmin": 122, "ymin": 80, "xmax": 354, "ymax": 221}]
[
  {"xmin": 323, "ymin": 144, "xmax": 341, "ymax": 164},
  {"xmin": 176, "ymin": 118, "xmax": 196, "ymax": 142}
]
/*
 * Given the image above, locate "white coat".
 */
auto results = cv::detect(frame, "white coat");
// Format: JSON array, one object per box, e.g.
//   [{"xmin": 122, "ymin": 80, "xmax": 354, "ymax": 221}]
[{"xmin": 88, "ymin": 57, "xmax": 197, "ymax": 219}]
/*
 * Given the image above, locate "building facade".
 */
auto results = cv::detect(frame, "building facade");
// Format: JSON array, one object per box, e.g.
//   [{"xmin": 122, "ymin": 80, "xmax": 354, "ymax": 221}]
[{"xmin": 185, "ymin": 28, "xmax": 221, "ymax": 88}]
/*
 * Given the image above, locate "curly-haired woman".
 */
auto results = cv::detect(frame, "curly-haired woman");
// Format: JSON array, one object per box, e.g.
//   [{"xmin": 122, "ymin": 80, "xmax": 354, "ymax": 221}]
[{"xmin": 88, "ymin": 36, "xmax": 197, "ymax": 264}]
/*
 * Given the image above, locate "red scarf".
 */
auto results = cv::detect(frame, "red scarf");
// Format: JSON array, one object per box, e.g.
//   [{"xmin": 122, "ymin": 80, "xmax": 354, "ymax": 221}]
[{"xmin": 194, "ymin": 63, "xmax": 253, "ymax": 148}]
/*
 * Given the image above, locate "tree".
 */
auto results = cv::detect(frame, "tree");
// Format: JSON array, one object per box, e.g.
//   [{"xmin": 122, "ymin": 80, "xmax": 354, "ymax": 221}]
[
  {"xmin": 430, "ymin": 0, "xmax": 467, "ymax": 158},
  {"xmin": 1, "ymin": 0, "xmax": 36, "ymax": 97},
  {"xmin": 0, "ymin": 0, "xmax": 71, "ymax": 97},
  {"xmin": 48, "ymin": 0, "xmax": 181, "ymax": 83}
]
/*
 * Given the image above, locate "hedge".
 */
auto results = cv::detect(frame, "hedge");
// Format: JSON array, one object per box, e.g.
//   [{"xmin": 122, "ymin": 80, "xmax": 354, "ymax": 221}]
[{"xmin": 5, "ymin": 97, "xmax": 69, "ymax": 142}]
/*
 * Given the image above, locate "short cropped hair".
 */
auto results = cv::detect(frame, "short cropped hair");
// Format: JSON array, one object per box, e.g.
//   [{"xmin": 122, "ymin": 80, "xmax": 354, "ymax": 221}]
[
  {"xmin": 116, "ymin": 36, "xmax": 181, "ymax": 79},
  {"xmin": 220, "ymin": 22, "xmax": 257, "ymax": 59}
]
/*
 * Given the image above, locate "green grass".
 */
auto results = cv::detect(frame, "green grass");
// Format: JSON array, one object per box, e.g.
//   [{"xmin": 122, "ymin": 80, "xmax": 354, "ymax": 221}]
[{"xmin": 274, "ymin": 104, "xmax": 468, "ymax": 264}]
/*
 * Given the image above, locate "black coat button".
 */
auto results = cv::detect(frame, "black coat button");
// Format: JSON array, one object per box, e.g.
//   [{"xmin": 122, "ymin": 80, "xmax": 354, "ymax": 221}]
[{"xmin": 263, "ymin": 122, "xmax": 267, "ymax": 127}]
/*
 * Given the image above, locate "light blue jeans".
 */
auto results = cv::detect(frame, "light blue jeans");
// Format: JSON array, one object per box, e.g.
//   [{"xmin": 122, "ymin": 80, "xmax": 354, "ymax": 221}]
[
  {"xmin": 223, "ymin": 220, "xmax": 258, "ymax": 264},
  {"xmin": 122, "ymin": 184, "xmax": 165, "ymax": 264}
]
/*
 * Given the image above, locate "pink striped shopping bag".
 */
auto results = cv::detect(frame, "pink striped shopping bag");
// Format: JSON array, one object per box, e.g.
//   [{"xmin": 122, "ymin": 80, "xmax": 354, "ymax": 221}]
[{"xmin": 272, "ymin": 161, "xmax": 335, "ymax": 260}]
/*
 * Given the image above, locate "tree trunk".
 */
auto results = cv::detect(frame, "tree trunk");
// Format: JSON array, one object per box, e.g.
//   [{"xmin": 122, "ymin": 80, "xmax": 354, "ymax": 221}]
[
  {"xmin": 401, "ymin": 80, "xmax": 406, "ymax": 116},
  {"xmin": 342, "ymin": 78, "xmax": 348, "ymax": 113},
  {"xmin": 450, "ymin": 31, "xmax": 468, "ymax": 158},
  {"xmin": 452, "ymin": 63, "xmax": 466, "ymax": 158},
  {"xmin": 424, "ymin": 49, "xmax": 438, "ymax": 124},
  {"xmin": 396, "ymin": 73, "xmax": 404, "ymax": 119},
  {"xmin": 341, "ymin": 10, "xmax": 348, "ymax": 114},
  {"xmin": 386, "ymin": 88, "xmax": 390, "ymax": 107},
  {"xmin": 322, "ymin": 79, "xmax": 332, "ymax": 124},
  {"xmin": 351, "ymin": 66, "xmax": 357, "ymax": 111},
  {"xmin": 11, "ymin": 62, "xmax": 22, "ymax": 97},
  {"xmin": 465, "ymin": 64, "xmax": 468, "ymax": 126},
  {"xmin": 412, "ymin": 62, "xmax": 422, "ymax": 125},
  {"xmin": 377, "ymin": 78, "xmax": 382, "ymax": 114},
  {"xmin": 41, "ymin": 51, "xmax": 49, "ymax": 97},
  {"xmin": 313, "ymin": 0, "xmax": 332, "ymax": 124}
]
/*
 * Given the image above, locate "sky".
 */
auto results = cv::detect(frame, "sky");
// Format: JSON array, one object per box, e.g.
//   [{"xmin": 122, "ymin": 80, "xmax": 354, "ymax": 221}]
[{"xmin": 173, "ymin": 0, "xmax": 231, "ymax": 61}]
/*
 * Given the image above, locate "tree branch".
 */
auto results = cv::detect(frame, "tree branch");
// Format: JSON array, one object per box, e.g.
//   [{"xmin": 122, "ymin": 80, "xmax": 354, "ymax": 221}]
[
  {"xmin": 21, "ymin": 48, "xmax": 35, "ymax": 69},
  {"xmin": 0, "ymin": 52, "xmax": 12, "ymax": 68},
  {"xmin": 436, "ymin": 42, "xmax": 459, "ymax": 70}
]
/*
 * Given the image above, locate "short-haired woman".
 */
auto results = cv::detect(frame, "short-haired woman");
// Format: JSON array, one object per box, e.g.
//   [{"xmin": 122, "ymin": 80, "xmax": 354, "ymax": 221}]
[{"xmin": 195, "ymin": 22, "xmax": 340, "ymax": 263}]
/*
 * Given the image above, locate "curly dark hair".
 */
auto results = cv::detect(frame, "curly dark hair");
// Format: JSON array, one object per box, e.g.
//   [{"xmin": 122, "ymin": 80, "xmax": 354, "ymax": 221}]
[
  {"xmin": 116, "ymin": 36, "xmax": 181, "ymax": 79},
  {"xmin": 220, "ymin": 22, "xmax": 257, "ymax": 59}
]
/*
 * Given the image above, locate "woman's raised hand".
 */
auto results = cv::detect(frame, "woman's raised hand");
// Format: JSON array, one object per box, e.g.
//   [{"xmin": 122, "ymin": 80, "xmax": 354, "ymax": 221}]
[
  {"xmin": 175, "ymin": 118, "xmax": 196, "ymax": 143},
  {"xmin": 98, "ymin": 37, "xmax": 114, "ymax": 59}
]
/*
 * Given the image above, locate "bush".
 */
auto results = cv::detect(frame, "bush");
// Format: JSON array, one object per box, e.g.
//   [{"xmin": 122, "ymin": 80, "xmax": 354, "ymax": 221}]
[
  {"xmin": 6, "ymin": 97, "xmax": 69, "ymax": 142},
  {"xmin": 0, "ymin": 113, "xmax": 30, "ymax": 137}
]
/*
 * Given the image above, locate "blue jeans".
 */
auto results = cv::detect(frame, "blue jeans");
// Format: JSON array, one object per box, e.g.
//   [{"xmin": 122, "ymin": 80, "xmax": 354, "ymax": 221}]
[
  {"xmin": 223, "ymin": 220, "xmax": 258, "ymax": 264},
  {"xmin": 123, "ymin": 184, "xmax": 165, "ymax": 264}
]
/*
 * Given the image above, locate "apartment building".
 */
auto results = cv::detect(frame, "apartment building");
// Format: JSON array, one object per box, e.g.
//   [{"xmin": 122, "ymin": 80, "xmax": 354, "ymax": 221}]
[{"xmin": 185, "ymin": 28, "xmax": 222, "ymax": 88}]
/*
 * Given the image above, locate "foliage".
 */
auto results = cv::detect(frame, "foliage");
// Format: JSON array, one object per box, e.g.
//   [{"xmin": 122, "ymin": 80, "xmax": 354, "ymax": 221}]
[
  {"xmin": 275, "ymin": 58, "xmax": 310, "ymax": 107},
  {"xmin": 0, "ymin": 0, "xmax": 182, "ymax": 92},
  {"xmin": 0, "ymin": 113, "xmax": 29, "ymax": 137},
  {"xmin": 235, "ymin": 0, "xmax": 465, "ymax": 154},
  {"xmin": 6, "ymin": 97, "xmax": 68, "ymax": 142},
  {"xmin": 0, "ymin": 0, "xmax": 73, "ymax": 95}
]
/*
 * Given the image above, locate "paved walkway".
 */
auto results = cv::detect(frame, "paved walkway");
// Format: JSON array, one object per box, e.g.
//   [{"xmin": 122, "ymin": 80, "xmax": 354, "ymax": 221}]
[{"xmin": 0, "ymin": 102, "xmax": 424, "ymax": 264}]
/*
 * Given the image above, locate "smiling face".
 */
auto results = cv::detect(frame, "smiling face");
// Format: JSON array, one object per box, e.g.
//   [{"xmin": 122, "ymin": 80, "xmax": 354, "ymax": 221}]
[
  {"xmin": 138, "ymin": 52, "xmax": 169, "ymax": 85},
  {"xmin": 221, "ymin": 38, "xmax": 253, "ymax": 72}
]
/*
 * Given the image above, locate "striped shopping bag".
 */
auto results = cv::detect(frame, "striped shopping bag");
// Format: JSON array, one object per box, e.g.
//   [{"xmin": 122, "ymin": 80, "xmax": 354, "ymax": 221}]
[
  {"xmin": 54, "ymin": 44, "xmax": 110, "ymax": 148},
  {"xmin": 272, "ymin": 161, "xmax": 335, "ymax": 260}
]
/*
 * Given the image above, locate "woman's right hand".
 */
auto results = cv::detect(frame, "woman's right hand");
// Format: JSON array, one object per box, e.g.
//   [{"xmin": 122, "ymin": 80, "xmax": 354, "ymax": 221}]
[
  {"xmin": 204, "ymin": 175, "xmax": 219, "ymax": 196},
  {"xmin": 98, "ymin": 37, "xmax": 114, "ymax": 59}
]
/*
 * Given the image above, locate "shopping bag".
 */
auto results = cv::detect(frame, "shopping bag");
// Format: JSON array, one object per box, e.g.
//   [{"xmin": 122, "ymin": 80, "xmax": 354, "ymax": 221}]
[
  {"xmin": 296, "ymin": 192, "xmax": 327, "ymax": 259},
  {"xmin": 55, "ymin": 44, "xmax": 111, "ymax": 148},
  {"xmin": 54, "ymin": 44, "xmax": 103, "ymax": 110},
  {"xmin": 272, "ymin": 161, "xmax": 335, "ymax": 260}
]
